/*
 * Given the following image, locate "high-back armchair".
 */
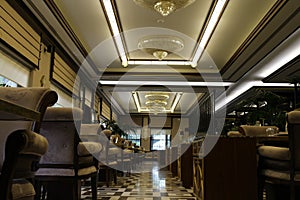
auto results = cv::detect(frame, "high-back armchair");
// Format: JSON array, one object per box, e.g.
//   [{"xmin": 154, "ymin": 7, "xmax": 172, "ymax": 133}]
[
  {"xmin": 257, "ymin": 111, "xmax": 300, "ymax": 200},
  {"xmin": 0, "ymin": 87, "xmax": 58, "ymax": 200},
  {"xmin": 35, "ymin": 107, "xmax": 101, "ymax": 200}
]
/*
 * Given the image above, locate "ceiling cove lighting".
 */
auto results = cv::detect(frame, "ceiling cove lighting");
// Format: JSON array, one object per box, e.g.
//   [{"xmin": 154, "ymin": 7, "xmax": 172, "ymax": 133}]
[
  {"xmin": 215, "ymin": 29, "xmax": 300, "ymax": 111},
  {"xmin": 103, "ymin": 0, "xmax": 227, "ymax": 68},
  {"xmin": 191, "ymin": 0, "xmax": 228, "ymax": 67},
  {"xmin": 127, "ymin": 60, "xmax": 192, "ymax": 65},
  {"xmin": 99, "ymin": 80, "xmax": 233, "ymax": 87},
  {"xmin": 170, "ymin": 92, "xmax": 182, "ymax": 113},
  {"xmin": 132, "ymin": 92, "xmax": 141, "ymax": 112},
  {"xmin": 102, "ymin": 0, "xmax": 128, "ymax": 67},
  {"xmin": 133, "ymin": 0, "xmax": 196, "ymax": 17}
]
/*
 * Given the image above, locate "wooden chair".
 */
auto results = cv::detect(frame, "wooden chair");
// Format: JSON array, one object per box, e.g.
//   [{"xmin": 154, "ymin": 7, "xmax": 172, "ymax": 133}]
[
  {"xmin": 35, "ymin": 107, "xmax": 102, "ymax": 200},
  {"xmin": 257, "ymin": 111, "xmax": 300, "ymax": 200},
  {"xmin": 0, "ymin": 87, "xmax": 58, "ymax": 200}
]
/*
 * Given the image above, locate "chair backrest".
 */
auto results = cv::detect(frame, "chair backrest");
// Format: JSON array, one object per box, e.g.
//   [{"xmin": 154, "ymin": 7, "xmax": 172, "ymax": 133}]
[
  {"xmin": 80, "ymin": 124, "xmax": 101, "ymax": 136},
  {"xmin": 39, "ymin": 107, "xmax": 83, "ymax": 166},
  {"xmin": 0, "ymin": 87, "xmax": 57, "ymax": 171},
  {"xmin": 287, "ymin": 111, "xmax": 300, "ymax": 170}
]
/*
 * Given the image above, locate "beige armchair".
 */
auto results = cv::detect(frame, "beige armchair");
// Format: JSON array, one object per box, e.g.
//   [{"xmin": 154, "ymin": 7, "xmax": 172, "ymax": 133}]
[
  {"xmin": 0, "ymin": 87, "xmax": 58, "ymax": 200},
  {"xmin": 35, "ymin": 107, "xmax": 102, "ymax": 200},
  {"xmin": 257, "ymin": 111, "xmax": 300, "ymax": 200}
]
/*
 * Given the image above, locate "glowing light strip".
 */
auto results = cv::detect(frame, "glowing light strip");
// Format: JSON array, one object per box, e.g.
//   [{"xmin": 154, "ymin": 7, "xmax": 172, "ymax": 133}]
[
  {"xmin": 171, "ymin": 93, "xmax": 182, "ymax": 113},
  {"xmin": 128, "ymin": 60, "xmax": 192, "ymax": 66},
  {"xmin": 191, "ymin": 0, "xmax": 228, "ymax": 66},
  {"xmin": 99, "ymin": 80, "xmax": 233, "ymax": 87},
  {"xmin": 102, "ymin": 0, "xmax": 128, "ymax": 67},
  {"xmin": 215, "ymin": 29, "xmax": 300, "ymax": 111},
  {"xmin": 132, "ymin": 92, "xmax": 141, "ymax": 112}
]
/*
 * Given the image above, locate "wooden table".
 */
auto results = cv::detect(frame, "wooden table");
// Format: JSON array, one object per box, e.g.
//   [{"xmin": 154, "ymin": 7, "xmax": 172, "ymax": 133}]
[
  {"xmin": 256, "ymin": 135, "xmax": 289, "ymax": 146},
  {"xmin": 0, "ymin": 98, "xmax": 40, "ymax": 121}
]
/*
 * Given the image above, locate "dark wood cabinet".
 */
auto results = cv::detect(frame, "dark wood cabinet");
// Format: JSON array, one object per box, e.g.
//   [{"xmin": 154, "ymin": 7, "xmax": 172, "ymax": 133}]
[{"xmin": 193, "ymin": 137, "xmax": 258, "ymax": 200}]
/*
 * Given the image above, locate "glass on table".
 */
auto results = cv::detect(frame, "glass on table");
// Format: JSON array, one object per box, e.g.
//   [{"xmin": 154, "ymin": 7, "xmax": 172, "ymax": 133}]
[{"xmin": 266, "ymin": 127, "xmax": 276, "ymax": 136}]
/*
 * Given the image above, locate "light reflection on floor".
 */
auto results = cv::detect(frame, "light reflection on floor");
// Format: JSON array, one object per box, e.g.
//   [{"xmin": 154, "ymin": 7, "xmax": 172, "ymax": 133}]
[{"xmin": 81, "ymin": 161, "xmax": 196, "ymax": 199}]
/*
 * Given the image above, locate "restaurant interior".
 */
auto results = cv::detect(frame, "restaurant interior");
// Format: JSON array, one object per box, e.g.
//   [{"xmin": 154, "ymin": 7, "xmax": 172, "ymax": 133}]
[{"xmin": 0, "ymin": 0, "xmax": 300, "ymax": 199}]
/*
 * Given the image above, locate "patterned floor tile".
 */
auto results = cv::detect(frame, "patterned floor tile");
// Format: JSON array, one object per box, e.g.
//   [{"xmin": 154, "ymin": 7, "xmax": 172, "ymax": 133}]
[{"xmin": 81, "ymin": 168, "xmax": 196, "ymax": 200}]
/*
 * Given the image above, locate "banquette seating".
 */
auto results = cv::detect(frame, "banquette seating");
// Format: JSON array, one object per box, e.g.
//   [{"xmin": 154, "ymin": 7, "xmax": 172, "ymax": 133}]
[
  {"xmin": 239, "ymin": 125, "xmax": 279, "ymax": 136},
  {"xmin": 35, "ymin": 107, "xmax": 102, "ymax": 200},
  {"xmin": 0, "ymin": 87, "xmax": 58, "ymax": 200}
]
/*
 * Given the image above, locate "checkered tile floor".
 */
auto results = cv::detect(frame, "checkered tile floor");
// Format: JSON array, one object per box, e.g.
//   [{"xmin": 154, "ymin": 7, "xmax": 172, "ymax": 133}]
[{"xmin": 81, "ymin": 169, "xmax": 196, "ymax": 199}]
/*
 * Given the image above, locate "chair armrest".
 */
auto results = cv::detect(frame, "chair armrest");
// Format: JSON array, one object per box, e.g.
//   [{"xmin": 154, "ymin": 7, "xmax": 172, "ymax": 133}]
[
  {"xmin": 6, "ymin": 129, "xmax": 48, "ymax": 157},
  {"xmin": 1, "ymin": 129, "xmax": 48, "ymax": 184}
]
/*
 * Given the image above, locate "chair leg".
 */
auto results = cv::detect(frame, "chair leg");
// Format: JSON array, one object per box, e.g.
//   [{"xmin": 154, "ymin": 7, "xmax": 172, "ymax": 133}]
[
  {"xmin": 34, "ymin": 180, "xmax": 41, "ymax": 200},
  {"xmin": 113, "ymin": 169, "xmax": 117, "ymax": 184},
  {"xmin": 257, "ymin": 175, "xmax": 265, "ymax": 200},
  {"xmin": 91, "ymin": 175, "xmax": 97, "ymax": 200},
  {"xmin": 72, "ymin": 180, "xmax": 81, "ymax": 200},
  {"xmin": 290, "ymin": 182, "xmax": 295, "ymax": 200},
  {"xmin": 106, "ymin": 167, "xmax": 110, "ymax": 187}
]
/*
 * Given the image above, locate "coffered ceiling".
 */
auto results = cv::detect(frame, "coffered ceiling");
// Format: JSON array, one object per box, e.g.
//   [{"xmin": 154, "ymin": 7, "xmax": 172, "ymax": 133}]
[{"xmin": 21, "ymin": 0, "xmax": 300, "ymax": 115}]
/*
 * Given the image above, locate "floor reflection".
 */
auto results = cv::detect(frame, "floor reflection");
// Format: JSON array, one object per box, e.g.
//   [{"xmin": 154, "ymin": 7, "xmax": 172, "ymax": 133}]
[{"xmin": 81, "ymin": 161, "xmax": 196, "ymax": 199}]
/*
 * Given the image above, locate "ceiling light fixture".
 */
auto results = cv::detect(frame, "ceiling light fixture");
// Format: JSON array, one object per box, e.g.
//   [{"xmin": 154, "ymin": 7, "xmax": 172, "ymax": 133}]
[
  {"xmin": 145, "ymin": 93, "xmax": 169, "ymax": 114},
  {"xmin": 102, "ymin": 0, "xmax": 128, "ymax": 67},
  {"xmin": 138, "ymin": 35, "xmax": 184, "ymax": 60},
  {"xmin": 191, "ymin": 0, "xmax": 228, "ymax": 67},
  {"xmin": 131, "ymin": 91, "xmax": 183, "ymax": 114},
  {"xmin": 133, "ymin": 0, "xmax": 195, "ymax": 16}
]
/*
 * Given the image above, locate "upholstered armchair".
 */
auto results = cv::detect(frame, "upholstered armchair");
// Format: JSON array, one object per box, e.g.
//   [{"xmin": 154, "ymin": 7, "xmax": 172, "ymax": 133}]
[
  {"xmin": 35, "ymin": 107, "xmax": 102, "ymax": 200},
  {"xmin": 0, "ymin": 87, "xmax": 58, "ymax": 200},
  {"xmin": 257, "ymin": 111, "xmax": 300, "ymax": 200},
  {"xmin": 98, "ymin": 132, "xmax": 120, "ymax": 187}
]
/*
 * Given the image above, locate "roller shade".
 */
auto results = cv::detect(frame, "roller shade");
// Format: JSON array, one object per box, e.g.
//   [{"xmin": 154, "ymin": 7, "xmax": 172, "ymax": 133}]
[
  {"xmin": 52, "ymin": 52, "xmax": 78, "ymax": 94},
  {"xmin": 0, "ymin": 1, "xmax": 41, "ymax": 68},
  {"xmin": 101, "ymin": 101, "xmax": 110, "ymax": 120}
]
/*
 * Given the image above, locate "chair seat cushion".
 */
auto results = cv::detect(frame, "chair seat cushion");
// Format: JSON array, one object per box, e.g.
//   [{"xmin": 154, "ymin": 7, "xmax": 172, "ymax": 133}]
[
  {"xmin": 12, "ymin": 179, "xmax": 35, "ymax": 200},
  {"xmin": 258, "ymin": 146, "xmax": 290, "ymax": 160},
  {"xmin": 124, "ymin": 149, "xmax": 133, "ymax": 154},
  {"xmin": 261, "ymin": 158, "xmax": 290, "ymax": 170},
  {"xmin": 77, "ymin": 142, "xmax": 103, "ymax": 156},
  {"xmin": 99, "ymin": 160, "xmax": 118, "ymax": 167},
  {"xmin": 262, "ymin": 169, "xmax": 300, "ymax": 181},
  {"xmin": 108, "ymin": 147, "xmax": 120, "ymax": 155},
  {"xmin": 36, "ymin": 166, "xmax": 97, "ymax": 177}
]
